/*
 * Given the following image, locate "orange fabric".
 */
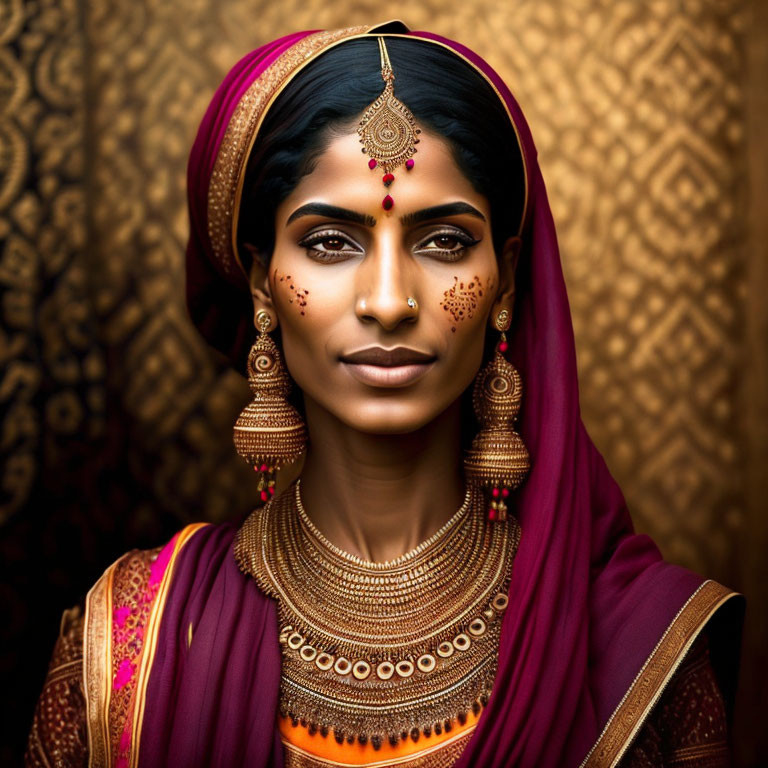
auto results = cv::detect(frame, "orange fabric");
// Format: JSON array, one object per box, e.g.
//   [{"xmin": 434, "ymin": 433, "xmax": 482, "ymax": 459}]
[{"xmin": 278, "ymin": 711, "xmax": 481, "ymax": 765}]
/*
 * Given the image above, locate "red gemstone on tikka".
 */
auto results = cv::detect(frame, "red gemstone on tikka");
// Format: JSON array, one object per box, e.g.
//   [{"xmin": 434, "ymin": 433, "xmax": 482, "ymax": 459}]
[
  {"xmin": 383, "ymin": 173, "xmax": 395, "ymax": 186},
  {"xmin": 259, "ymin": 463, "xmax": 268, "ymax": 472},
  {"xmin": 368, "ymin": 158, "xmax": 378, "ymax": 170},
  {"xmin": 405, "ymin": 158, "xmax": 415, "ymax": 170},
  {"xmin": 382, "ymin": 195, "xmax": 394, "ymax": 211},
  {"xmin": 499, "ymin": 341, "xmax": 508, "ymax": 353}
]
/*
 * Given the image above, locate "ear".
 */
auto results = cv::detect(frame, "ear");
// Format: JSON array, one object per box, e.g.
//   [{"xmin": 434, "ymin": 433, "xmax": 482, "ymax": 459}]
[
  {"xmin": 489, "ymin": 236, "xmax": 521, "ymax": 329},
  {"xmin": 246, "ymin": 244, "xmax": 277, "ymax": 329}
]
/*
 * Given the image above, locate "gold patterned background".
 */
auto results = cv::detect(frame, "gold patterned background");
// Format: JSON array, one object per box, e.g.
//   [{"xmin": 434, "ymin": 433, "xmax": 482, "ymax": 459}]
[{"xmin": 1, "ymin": 0, "xmax": 766, "ymax": 763}]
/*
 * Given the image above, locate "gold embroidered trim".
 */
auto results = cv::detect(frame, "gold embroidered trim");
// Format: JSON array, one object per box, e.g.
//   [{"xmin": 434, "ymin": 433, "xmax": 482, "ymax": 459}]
[
  {"xmin": 84, "ymin": 555, "xmax": 116, "ymax": 768},
  {"xmin": 109, "ymin": 547, "xmax": 162, "ymax": 760},
  {"xmin": 83, "ymin": 525, "xmax": 210, "ymax": 768},
  {"xmin": 129, "ymin": 523, "xmax": 209, "ymax": 768},
  {"xmin": 580, "ymin": 580, "xmax": 740, "ymax": 768},
  {"xmin": 235, "ymin": 482, "xmax": 520, "ymax": 749}
]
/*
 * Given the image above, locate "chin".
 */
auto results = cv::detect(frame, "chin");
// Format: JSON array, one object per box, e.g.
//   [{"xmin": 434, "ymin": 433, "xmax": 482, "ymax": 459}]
[{"xmin": 332, "ymin": 399, "xmax": 447, "ymax": 436}]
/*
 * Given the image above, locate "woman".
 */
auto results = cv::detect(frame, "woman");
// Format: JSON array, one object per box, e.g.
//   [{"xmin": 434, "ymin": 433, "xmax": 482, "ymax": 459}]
[{"xmin": 26, "ymin": 21, "xmax": 743, "ymax": 768}]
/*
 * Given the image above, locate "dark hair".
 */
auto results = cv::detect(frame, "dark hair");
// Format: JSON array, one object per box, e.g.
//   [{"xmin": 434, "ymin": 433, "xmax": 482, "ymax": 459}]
[{"xmin": 237, "ymin": 36, "xmax": 525, "ymax": 266}]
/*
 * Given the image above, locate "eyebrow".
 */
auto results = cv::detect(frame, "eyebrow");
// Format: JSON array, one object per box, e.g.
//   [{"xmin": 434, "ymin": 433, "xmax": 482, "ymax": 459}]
[
  {"xmin": 286, "ymin": 203, "xmax": 376, "ymax": 228},
  {"xmin": 399, "ymin": 202, "xmax": 486, "ymax": 227},
  {"xmin": 285, "ymin": 200, "xmax": 487, "ymax": 230}
]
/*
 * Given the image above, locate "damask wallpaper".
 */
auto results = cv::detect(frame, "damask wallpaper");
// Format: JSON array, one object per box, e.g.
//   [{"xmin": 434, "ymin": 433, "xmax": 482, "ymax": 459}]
[{"xmin": 1, "ymin": 0, "xmax": 765, "ymax": 763}]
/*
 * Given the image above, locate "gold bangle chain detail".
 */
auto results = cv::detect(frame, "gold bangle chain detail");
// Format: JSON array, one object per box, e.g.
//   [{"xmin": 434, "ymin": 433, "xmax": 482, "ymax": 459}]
[{"xmin": 234, "ymin": 480, "xmax": 521, "ymax": 750}]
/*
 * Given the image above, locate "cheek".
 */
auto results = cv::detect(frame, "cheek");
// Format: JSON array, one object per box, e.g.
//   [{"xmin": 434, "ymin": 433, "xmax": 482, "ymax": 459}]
[
  {"xmin": 439, "ymin": 274, "xmax": 497, "ymax": 333},
  {"xmin": 272, "ymin": 268, "xmax": 310, "ymax": 317},
  {"xmin": 269, "ymin": 261, "xmax": 353, "ymax": 368}
]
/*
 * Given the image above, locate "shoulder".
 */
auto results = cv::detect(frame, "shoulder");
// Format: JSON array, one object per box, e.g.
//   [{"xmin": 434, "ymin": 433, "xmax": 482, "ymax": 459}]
[
  {"xmin": 621, "ymin": 633, "xmax": 731, "ymax": 767},
  {"xmin": 26, "ymin": 606, "xmax": 87, "ymax": 767},
  {"xmin": 82, "ymin": 523, "xmax": 223, "ymax": 765},
  {"xmin": 584, "ymin": 579, "xmax": 743, "ymax": 768}
]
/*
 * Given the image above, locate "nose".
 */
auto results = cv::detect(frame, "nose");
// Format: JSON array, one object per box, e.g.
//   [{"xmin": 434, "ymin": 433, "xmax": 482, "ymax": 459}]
[{"xmin": 355, "ymin": 238, "xmax": 418, "ymax": 331}]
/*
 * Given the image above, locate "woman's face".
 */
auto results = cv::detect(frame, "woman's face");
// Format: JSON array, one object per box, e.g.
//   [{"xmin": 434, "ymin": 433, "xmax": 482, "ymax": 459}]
[{"xmin": 251, "ymin": 130, "xmax": 518, "ymax": 435}]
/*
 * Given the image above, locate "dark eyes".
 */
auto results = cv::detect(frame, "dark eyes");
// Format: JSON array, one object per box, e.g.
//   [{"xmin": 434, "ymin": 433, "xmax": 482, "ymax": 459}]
[
  {"xmin": 297, "ymin": 229, "xmax": 362, "ymax": 263},
  {"xmin": 298, "ymin": 227, "xmax": 480, "ymax": 263},
  {"xmin": 414, "ymin": 229, "xmax": 481, "ymax": 261}
]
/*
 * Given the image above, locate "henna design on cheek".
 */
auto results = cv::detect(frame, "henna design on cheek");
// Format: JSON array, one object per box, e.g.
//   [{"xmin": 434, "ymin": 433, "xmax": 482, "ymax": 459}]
[
  {"xmin": 441, "ymin": 275, "xmax": 483, "ymax": 333},
  {"xmin": 273, "ymin": 269, "xmax": 309, "ymax": 316}
]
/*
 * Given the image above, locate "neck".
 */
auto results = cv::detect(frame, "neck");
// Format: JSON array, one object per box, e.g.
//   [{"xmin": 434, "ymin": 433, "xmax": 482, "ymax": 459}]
[{"xmin": 298, "ymin": 397, "xmax": 466, "ymax": 563}]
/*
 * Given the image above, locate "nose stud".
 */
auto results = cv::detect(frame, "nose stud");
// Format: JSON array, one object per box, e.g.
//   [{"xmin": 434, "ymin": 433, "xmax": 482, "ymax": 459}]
[{"xmin": 407, "ymin": 297, "xmax": 417, "ymax": 310}]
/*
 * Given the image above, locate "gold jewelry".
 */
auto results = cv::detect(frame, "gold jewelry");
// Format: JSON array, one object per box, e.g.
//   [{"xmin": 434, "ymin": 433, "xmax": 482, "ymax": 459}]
[
  {"xmin": 233, "ymin": 311, "xmax": 307, "ymax": 502},
  {"xmin": 235, "ymin": 481, "xmax": 520, "ymax": 748},
  {"xmin": 358, "ymin": 37, "xmax": 421, "ymax": 211},
  {"xmin": 463, "ymin": 329, "xmax": 530, "ymax": 520}
]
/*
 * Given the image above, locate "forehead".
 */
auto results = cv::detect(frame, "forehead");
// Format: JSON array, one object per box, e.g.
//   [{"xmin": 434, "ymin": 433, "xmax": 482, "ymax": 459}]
[{"xmin": 277, "ymin": 129, "xmax": 490, "ymax": 222}]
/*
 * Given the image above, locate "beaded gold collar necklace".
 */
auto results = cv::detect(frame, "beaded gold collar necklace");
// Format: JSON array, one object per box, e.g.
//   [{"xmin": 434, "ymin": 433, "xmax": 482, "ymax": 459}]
[{"xmin": 234, "ymin": 480, "xmax": 520, "ymax": 750}]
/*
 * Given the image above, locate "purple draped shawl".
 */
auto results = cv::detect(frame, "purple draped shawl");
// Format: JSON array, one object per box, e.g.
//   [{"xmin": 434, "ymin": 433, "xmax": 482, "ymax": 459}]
[{"xmin": 138, "ymin": 25, "xmax": 742, "ymax": 768}]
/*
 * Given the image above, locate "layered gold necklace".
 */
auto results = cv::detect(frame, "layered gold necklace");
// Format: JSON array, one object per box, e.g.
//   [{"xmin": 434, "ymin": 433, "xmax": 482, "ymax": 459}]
[{"xmin": 234, "ymin": 480, "xmax": 520, "ymax": 750}]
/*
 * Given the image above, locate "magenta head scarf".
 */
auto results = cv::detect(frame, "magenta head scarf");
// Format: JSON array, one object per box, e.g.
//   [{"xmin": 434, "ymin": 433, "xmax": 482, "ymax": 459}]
[{"xmin": 141, "ymin": 23, "xmax": 743, "ymax": 768}]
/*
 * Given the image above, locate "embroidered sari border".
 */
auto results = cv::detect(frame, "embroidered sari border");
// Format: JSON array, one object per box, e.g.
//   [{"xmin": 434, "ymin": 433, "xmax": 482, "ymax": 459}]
[
  {"xmin": 84, "ymin": 554, "xmax": 117, "ymax": 768},
  {"xmin": 129, "ymin": 522, "xmax": 209, "ymax": 768},
  {"xmin": 580, "ymin": 580, "xmax": 740, "ymax": 768}
]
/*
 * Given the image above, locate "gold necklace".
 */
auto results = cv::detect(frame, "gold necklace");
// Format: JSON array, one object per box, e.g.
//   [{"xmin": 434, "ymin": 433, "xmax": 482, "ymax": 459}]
[{"xmin": 234, "ymin": 480, "xmax": 520, "ymax": 751}]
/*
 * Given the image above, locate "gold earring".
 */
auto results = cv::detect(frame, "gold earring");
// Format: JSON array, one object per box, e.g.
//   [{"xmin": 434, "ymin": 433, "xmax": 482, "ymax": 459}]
[
  {"xmin": 463, "ymin": 310, "xmax": 530, "ymax": 520},
  {"xmin": 233, "ymin": 310, "xmax": 307, "ymax": 502}
]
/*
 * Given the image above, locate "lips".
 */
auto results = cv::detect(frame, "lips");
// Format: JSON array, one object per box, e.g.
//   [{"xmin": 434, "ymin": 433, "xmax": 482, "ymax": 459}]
[
  {"xmin": 339, "ymin": 347, "xmax": 436, "ymax": 388},
  {"xmin": 339, "ymin": 347, "xmax": 436, "ymax": 367}
]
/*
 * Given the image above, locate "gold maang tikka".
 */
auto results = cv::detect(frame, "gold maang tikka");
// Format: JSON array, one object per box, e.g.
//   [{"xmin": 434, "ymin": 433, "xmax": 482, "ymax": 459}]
[{"xmin": 358, "ymin": 37, "xmax": 421, "ymax": 211}]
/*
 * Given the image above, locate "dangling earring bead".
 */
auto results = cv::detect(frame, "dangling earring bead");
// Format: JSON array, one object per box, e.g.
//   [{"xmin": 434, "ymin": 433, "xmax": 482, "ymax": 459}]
[
  {"xmin": 233, "ymin": 310, "xmax": 307, "ymax": 503},
  {"xmin": 463, "ymin": 310, "xmax": 530, "ymax": 520}
]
